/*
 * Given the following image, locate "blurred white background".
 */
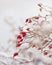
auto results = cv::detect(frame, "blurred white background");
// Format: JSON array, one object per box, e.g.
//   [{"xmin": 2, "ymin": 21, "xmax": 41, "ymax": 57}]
[{"xmin": 0, "ymin": 0, "xmax": 52, "ymax": 55}]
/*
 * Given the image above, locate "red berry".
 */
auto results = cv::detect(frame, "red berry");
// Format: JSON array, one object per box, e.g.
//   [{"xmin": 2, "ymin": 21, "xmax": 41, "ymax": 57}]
[
  {"xmin": 25, "ymin": 19, "xmax": 32, "ymax": 23},
  {"xmin": 38, "ymin": 3, "xmax": 42, "ymax": 7},
  {"xmin": 44, "ymin": 50, "xmax": 48, "ymax": 55},
  {"xmin": 21, "ymin": 31, "xmax": 26, "ymax": 37},
  {"xmin": 48, "ymin": 44, "xmax": 52, "ymax": 49},
  {"xmin": 17, "ymin": 35, "xmax": 22, "ymax": 39},
  {"xmin": 34, "ymin": 16, "xmax": 39, "ymax": 19},
  {"xmin": 26, "ymin": 19, "xmax": 28, "ymax": 22},
  {"xmin": 26, "ymin": 28, "xmax": 30, "ymax": 31},
  {"xmin": 38, "ymin": 48, "xmax": 41, "ymax": 50},
  {"xmin": 13, "ymin": 52, "xmax": 18, "ymax": 57},
  {"xmin": 16, "ymin": 43, "xmax": 21, "ymax": 47}
]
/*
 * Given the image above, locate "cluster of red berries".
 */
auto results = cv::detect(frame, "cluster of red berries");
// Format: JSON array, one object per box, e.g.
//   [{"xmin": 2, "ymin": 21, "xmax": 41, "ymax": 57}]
[
  {"xmin": 13, "ymin": 29, "xmax": 27, "ymax": 57},
  {"xmin": 13, "ymin": 3, "xmax": 52, "ymax": 58},
  {"xmin": 16, "ymin": 31, "xmax": 26, "ymax": 46}
]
